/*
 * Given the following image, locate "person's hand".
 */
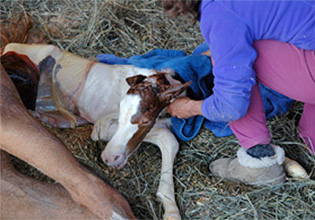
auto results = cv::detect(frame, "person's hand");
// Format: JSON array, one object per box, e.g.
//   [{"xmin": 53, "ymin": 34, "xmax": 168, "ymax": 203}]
[
  {"xmin": 201, "ymin": 49, "xmax": 211, "ymax": 57},
  {"xmin": 167, "ymin": 97, "xmax": 203, "ymax": 119}
]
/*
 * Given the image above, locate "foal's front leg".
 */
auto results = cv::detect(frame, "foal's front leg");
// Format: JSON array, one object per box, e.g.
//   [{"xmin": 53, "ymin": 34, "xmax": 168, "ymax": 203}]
[
  {"xmin": 91, "ymin": 114, "xmax": 119, "ymax": 141},
  {"xmin": 144, "ymin": 127, "xmax": 181, "ymax": 220}
]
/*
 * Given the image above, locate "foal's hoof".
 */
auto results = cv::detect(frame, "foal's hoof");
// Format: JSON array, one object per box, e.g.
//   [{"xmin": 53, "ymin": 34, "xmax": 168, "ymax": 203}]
[{"xmin": 163, "ymin": 212, "xmax": 181, "ymax": 220}]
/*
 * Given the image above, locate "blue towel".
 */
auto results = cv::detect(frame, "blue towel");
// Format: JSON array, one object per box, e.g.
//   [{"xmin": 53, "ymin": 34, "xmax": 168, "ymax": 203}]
[{"xmin": 97, "ymin": 43, "xmax": 293, "ymax": 141}]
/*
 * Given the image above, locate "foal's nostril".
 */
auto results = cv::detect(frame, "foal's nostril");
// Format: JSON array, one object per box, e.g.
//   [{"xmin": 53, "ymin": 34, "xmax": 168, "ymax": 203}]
[
  {"xmin": 102, "ymin": 153, "xmax": 123, "ymax": 165},
  {"xmin": 114, "ymin": 154, "xmax": 122, "ymax": 162}
]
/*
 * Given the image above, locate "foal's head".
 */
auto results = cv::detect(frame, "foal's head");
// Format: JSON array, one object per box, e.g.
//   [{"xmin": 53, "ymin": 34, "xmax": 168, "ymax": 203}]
[{"xmin": 101, "ymin": 71, "xmax": 190, "ymax": 169}]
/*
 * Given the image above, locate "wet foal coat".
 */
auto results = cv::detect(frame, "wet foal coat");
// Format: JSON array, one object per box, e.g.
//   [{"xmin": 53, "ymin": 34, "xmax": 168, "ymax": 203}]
[{"xmin": 2, "ymin": 43, "xmax": 190, "ymax": 220}]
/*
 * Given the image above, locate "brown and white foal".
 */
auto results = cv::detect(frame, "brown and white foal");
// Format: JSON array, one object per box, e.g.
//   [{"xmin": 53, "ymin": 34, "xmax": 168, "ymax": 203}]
[{"xmin": 2, "ymin": 43, "xmax": 190, "ymax": 220}]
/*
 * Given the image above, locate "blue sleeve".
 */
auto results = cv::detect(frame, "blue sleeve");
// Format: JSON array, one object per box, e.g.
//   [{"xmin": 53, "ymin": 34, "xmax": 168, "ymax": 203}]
[{"xmin": 200, "ymin": 5, "xmax": 257, "ymax": 122}]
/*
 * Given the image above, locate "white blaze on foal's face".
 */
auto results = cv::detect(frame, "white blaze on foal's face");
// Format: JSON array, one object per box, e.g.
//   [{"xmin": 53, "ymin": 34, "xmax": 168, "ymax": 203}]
[
  {"xmin": 101, "ymin": 72, "xmax": 191, "ymax": 169},
  {"xmin": 101, "ymin": 94, "xmax": 141, "ymax": 169}
]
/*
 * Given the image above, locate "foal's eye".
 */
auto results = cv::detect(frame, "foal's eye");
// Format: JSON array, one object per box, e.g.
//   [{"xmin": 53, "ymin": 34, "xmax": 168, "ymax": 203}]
[
  {"xmin": 152, "ymin": 87, "xmax": 160, "ymax": 94},
  {"xmin": 142, "ymin": 107, "xmax": 150, "ymax": 112}
]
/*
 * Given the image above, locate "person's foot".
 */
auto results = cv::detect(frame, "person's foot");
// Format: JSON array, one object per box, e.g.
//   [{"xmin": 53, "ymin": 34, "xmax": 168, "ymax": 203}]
[{"xmin": 209, "ymin": 145, "xmax": 286, "ymax": 185}]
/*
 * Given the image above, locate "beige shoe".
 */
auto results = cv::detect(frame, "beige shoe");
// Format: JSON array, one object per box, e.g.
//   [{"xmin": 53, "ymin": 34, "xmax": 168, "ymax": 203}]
[{"xmin": 209, "ymin": 145, "xmax": 286, "ymax": 186}]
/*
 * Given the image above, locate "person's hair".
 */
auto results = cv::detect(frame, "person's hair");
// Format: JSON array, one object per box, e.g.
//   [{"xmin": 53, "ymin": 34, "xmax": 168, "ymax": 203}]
[{"xmin": 161, "ymin": 0, "xmax": 201, "ymax": 21}]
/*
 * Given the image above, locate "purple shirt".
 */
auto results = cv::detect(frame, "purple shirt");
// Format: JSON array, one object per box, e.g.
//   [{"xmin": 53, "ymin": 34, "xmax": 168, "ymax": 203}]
[{"xmin": 199, "ymin": 0, "xmax": 315, "ymax": 122}]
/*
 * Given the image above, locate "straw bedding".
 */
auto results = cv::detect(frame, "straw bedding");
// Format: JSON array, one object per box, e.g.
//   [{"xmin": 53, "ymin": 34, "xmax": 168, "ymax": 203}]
[{"xmin": 1, "ymin": 0, "xmax": 314, "ymax": 219}]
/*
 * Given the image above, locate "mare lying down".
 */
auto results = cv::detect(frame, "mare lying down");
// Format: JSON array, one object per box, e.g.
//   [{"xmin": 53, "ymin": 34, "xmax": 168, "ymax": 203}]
[{"xmin": 1, "ymin": 43, "xmax": 309, "ymax": 220}]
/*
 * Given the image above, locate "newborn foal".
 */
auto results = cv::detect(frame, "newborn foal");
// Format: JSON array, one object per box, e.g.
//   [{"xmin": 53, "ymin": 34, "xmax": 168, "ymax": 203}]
[{"xmin": 100, "ymin": 72, "xmax": 191, "ymax": 220}]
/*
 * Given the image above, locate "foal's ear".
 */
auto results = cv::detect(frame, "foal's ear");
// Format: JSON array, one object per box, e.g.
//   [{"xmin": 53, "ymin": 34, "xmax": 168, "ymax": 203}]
[
  {"xmin": 126, "ymin": 74, "xmax": 147, "ymax": 86},
  {"xmin": 160, "ymin": 81, "xmax": 192, "ymax": 101}
]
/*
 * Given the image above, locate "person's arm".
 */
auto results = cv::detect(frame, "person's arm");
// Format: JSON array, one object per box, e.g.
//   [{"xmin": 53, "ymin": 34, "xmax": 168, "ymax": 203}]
[
  {"xmin": 167, "ymin": 32, "xmax": 256, "ymax": 121},
  {"xmin": 169, "ymin": 3, "xmax": 258, "ymax": 121},
  {"xmin": 199, "ymin": 5, "xmax": 257, "ymax": 122}
]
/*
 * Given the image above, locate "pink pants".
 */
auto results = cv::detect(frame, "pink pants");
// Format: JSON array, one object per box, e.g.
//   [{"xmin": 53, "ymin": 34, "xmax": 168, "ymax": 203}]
[{"xmin": 229, "ymin": 40, "xmax": 315, "ymax": 153}]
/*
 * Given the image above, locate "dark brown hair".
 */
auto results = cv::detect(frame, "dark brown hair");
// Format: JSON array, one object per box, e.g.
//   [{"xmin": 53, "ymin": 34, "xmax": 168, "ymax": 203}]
[
  {"xmin": 0, "ymin": 13, "xmax": 46, "ymax": 54},
  {"xmin": 161, "ymin": 0, "xmax": 201, "ymax": 21}
]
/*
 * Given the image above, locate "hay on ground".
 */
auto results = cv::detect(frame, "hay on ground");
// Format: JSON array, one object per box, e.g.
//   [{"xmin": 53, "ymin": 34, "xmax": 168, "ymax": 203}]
[{"xmin": 2, "ymin": 1, "xmax": 314, "ymax": 219}]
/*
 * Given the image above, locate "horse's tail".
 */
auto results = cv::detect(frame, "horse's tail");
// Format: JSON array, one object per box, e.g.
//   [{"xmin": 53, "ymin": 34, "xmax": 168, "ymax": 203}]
[{"xmin": 0, "ymin": 13, "xmax": 46, "ymax": 55}]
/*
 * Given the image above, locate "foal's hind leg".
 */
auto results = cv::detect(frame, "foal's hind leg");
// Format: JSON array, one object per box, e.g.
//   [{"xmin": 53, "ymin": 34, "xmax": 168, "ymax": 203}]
[
  {"xmin": 30, "ymin": 110, "xmax": 90, "ymax": 128},
  {"xmin": 0, "ymin": 64, "xmax": 136, "ymax": 220},
  {"xmin": 144, "ymin": 127, "xmax": 181, "ymax": 220}
]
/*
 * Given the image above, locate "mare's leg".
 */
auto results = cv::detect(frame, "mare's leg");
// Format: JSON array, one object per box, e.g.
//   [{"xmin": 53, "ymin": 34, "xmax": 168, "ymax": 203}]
[
  {"xmin": 144, "ymin": 126, "xmax": 180, "ymax": 220},
  {"xmin": 0, "ymin": 150, "xmax": 97, "ymax": 219},
  {"xmin": 0, "ymin": 64, "xmax": 136, "ymax": 219}
]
